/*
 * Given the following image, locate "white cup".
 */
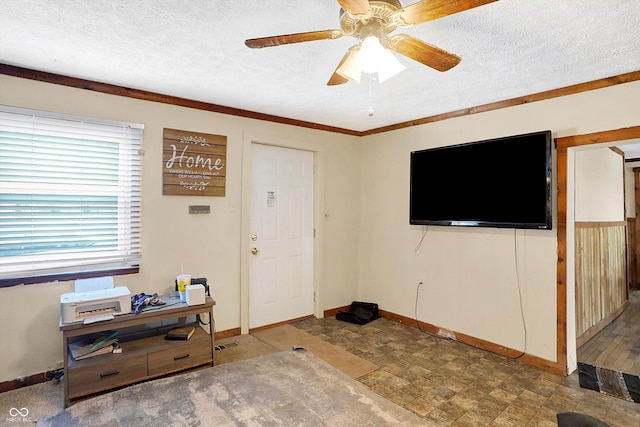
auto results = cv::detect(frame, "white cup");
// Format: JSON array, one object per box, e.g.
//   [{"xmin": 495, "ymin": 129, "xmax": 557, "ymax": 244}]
[{"xmin": 176, "ymin": 274, "xmax": 191, "ymax": 302}]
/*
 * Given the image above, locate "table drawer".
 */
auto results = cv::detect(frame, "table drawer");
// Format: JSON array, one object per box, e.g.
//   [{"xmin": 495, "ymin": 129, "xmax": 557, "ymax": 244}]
[
  {"xmin": 67, "ymin": 353, "xmax": 147, "ymax": 398},
  {"xmin": 148, "ymin": 340, "xmax": 212, "ymax": 376}
]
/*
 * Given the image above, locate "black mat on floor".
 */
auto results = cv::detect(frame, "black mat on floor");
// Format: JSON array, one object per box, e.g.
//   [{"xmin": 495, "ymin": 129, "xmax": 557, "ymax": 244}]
[
  {"xmin": 578, "ymin": 362, "xmax": 640, "ymax": 403},
  {"xmin": 336, "ymin": 301, "xmax": 380, "ymax": 325}
]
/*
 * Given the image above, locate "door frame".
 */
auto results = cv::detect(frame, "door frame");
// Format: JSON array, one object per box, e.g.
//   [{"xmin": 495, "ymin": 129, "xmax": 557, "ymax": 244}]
[
  {"xmin": 240, "ymin": 133, "xmax": 325, "ymax": 334},
  {"xmin": 556, "ymin": 125, "xmax": 640, "ymax": 374}
]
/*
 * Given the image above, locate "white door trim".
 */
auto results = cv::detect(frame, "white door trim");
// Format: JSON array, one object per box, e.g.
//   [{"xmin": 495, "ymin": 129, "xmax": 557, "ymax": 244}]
[{"xmin": 240, "ymin": 133, "xmax": 325, "ymax": 334}]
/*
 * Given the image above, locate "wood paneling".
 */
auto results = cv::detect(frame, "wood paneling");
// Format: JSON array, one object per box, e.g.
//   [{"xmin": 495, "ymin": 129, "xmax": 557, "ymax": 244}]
[
  {"xmin": 628, "ymin": 217, "xmax": 637, "ymax": 289},
  {"xmin": 575, "ymin": 223, "xmax": 627, "ymax": 338}
]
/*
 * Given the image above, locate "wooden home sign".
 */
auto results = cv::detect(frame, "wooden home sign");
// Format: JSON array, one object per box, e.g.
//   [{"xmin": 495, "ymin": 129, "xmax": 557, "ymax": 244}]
[{"xmin": 163, "ymin": 128, "xmax": 227, "ymax": 196}]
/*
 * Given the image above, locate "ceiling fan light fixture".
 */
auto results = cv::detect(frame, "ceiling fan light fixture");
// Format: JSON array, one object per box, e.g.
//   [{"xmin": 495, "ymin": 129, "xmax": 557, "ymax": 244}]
[
  {"xmin": 376, "ymin": 47, "xmax": 405, "ymax": 83},
  {"xmin": 336, "ymin": 46, "xmax": 363, "ymax": 83},
  {"xmin": 359, "ymin": 36, "xmax": 388, "ymax": 73},
  {"xmin": 337, "ymin": 36, "xmax": 405, "ymax": 84}
]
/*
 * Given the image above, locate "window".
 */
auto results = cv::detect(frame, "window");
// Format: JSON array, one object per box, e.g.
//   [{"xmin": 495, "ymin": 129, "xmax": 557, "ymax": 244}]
[{"xmin": 0, "ymin": 106, "xmax": 143, "ymax": 286}]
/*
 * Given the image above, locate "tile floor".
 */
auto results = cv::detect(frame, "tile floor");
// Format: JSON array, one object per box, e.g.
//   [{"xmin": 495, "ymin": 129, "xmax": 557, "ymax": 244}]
[
  {"xmin": 3, "ymin": 297, "xmax": 639, "ymax": 426},
  {"xmin": 291, "ymin": 316, "xmax": 640, "ymax": 427},
  {"xmin": 578, "ymin": 290, "xmax": 640, "ymax": 375}
]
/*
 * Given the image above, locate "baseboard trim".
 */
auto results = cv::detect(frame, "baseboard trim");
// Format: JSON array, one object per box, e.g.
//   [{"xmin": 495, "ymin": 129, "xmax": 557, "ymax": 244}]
[
  {"xmin": 0, "ymin": 309, "xmax": 565, "ymax": 394},
  {"xmin": 0, "ymin": 371, "xmax": 54, "ymax": 393},
  {"xmin": 248, "ymin": 314, "xmax": 315, "ymax": 334},
  {"xmin": 379, "ymin": 309, "xmax": 565, "ymax": 375},
  {"xmin": 335, "ymin": 307, "xmax": 565, "ymax": 375},
  {"xmin": 323, "ymin": 305, "xmax": 350, "ymax": 318},
  {"xmin": 214, "ymin": 327, "xmax": 241, "ymax": 340}
]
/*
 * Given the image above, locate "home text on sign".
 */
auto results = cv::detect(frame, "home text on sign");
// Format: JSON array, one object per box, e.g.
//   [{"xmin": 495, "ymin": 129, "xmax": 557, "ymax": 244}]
[{"xmin": 163, "ymin": 128, "xmax": 227, "ymax": 196}]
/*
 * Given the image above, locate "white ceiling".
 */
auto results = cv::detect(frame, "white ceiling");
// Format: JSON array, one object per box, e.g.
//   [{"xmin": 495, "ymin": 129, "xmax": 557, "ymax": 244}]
[{"xmin": 0, "ymin": 0, "xmax": 639, "ymax": 133}]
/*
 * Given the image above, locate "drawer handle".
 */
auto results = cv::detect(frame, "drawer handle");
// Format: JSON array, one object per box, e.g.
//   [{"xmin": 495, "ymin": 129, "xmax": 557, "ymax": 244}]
[
  {"xmin": 174, "ymin": 354, "xmax": 190, "ymax": 361},
  {"xmin": 100, "ymin": 370, "xmax": 120, "ymax": 378}
]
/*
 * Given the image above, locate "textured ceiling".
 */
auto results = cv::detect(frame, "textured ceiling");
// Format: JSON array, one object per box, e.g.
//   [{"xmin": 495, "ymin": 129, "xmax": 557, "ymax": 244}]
[{"xmin": 0, "ymin": 0, "xmax": 639, "ymax": 132}]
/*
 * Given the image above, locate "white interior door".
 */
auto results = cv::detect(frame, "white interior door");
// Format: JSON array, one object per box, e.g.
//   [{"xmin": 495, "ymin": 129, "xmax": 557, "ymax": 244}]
[{"xmin": 249, "ymin": 144, "xmax": 314, "ymax": 329}]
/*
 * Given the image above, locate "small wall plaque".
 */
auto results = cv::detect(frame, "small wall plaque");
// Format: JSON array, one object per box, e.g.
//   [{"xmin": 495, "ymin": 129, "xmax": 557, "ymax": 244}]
[
  {"xmin": 163, "ymin": 128, "xmax": 227, "ymax": 196},
  {"xmin": 189, "ymin": 205, "xmax": 211, "ymax": 214}
]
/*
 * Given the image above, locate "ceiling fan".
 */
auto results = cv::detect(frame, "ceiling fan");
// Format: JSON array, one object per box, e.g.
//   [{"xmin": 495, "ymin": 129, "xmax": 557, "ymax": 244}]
[{"xmin": 245, "ymin": 0, "xmax": 498, "ymax": 86}]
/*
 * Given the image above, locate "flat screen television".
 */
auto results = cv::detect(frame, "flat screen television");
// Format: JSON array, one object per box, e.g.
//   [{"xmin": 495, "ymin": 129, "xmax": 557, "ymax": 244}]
[{"xmin": 410, "ymin": 130, "xmax": 552, "ymax": 230}]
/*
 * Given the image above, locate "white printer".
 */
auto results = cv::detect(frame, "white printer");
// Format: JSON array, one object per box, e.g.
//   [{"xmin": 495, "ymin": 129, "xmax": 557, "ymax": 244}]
[{"xmin": 60, "ymin": 277, "xmax": 131, "ymax": 324}]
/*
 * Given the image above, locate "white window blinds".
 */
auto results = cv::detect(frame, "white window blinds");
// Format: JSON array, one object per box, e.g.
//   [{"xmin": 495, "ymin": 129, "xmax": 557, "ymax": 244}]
[{"xmin": 0, "ymin": 106, "xmax": 143, "ymax": 282}]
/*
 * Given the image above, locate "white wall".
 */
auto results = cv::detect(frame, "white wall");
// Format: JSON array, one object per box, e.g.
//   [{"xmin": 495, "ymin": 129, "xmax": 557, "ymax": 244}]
[
  {"xmin": 0, "ymin": 75, "xmax": 361, "ymax": 382},
  {"xmin": 1, "ymin": 74, "xmax": 639, "ymax": 382},
  {"xmin": 358, "ymin": 81, "xmax": 640, "ymax": 363},
  {"xmin": 575, "ymin": 148, "xmax": 624, "ymax": 222}
]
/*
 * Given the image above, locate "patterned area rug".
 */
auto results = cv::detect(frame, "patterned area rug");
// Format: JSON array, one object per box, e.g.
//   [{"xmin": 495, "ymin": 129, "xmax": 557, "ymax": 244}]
[
  {"xmin": 37, "ymin": 348, "xmax": 430, "ymax": 426},
  {"xmin": 578, "ymin": 362, "xmax": 640, "ymax": 403}
]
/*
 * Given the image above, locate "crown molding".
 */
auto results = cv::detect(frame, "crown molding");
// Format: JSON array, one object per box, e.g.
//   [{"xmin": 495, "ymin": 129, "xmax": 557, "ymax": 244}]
[{"xmin": 2, "ymin": 63, "xmax": 639, "ymax": 137}]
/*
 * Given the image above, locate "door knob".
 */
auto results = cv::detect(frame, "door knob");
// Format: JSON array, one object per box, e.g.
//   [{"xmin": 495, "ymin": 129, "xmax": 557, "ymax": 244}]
[
  {"xmin": 251, "ymin": 247, "xmax": 259, "ymax": 255},
  {"xmin": 251, "ymin": 234, "xmax": 258, "ymax": 241}
]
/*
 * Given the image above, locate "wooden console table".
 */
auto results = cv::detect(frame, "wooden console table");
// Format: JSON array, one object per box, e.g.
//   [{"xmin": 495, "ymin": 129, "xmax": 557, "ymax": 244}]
[{"xmin": 60, "ymin": 295, "xmax": 215, "ymax": 407}]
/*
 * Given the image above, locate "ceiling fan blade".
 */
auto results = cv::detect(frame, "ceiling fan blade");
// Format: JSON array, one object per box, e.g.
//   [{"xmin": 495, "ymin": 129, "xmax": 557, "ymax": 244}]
[
  {"xmin": 245, "ymin": 30, "xmax": 343, "ymax": 49},
  {"xmin": 397, "ymin": 0, "xmax": 498, "ymax": 26},
  {"xmin": 337, "ymin": 0, "xmax": 370, "ymax": 14},
  {"xmin": 327, "ymin": 51, "xmax": 352, "ymax": 86},
  {"xmin": 385, "ymin": 34, "xmax": 461, "ymax": 72}
]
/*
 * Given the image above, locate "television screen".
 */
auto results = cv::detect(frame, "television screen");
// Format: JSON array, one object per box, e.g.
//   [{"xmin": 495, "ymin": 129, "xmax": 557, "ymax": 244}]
[{"xmin": 410, "ymin": 130, "xmax": 552, "ymax": 230}]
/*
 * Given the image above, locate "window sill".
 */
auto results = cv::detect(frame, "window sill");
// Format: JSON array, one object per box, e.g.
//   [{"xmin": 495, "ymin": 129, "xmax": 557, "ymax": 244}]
[{"xmin": 0, "ymin": 267, "xmax": 140, "ymax": 288}]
